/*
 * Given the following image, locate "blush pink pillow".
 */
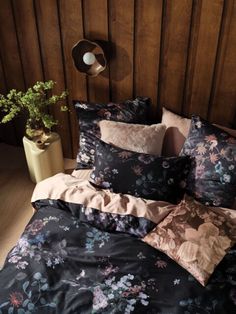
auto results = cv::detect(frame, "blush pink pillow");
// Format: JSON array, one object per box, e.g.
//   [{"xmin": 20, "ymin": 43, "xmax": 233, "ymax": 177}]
[
  {"xmin": 161, "ymin": 107, "xmax": 236, "ymax": 156},
  {"xmin": 99, "ymin": 120, "xmax": 166, "ymax": 156},
  {"xmin": 161, "ymin": 108, "xmax": 191, "ymax": 156}
]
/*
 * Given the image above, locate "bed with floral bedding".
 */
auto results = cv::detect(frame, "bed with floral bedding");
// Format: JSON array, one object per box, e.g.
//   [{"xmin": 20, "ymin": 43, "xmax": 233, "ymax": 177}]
[{"xmin": 0, "ymin": 173, "xmax": 235, "ymax": 314}]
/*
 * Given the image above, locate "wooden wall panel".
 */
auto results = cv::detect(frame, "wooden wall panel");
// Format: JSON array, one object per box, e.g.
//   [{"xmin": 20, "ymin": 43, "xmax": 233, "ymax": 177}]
[
  {"xmin": 34, "ymin": 0, "xmax": 72, "ymax": 157},
  {"xmin": 158, "ymin": 0, "xmax": 193, "ymax": 117},
  {"xmin": 134, "ymin": 0, "xmax": 162, "ymax": 116},
  {"xmin": 0, "ymin": 59, "xmax": 6, "ymax": 94},
  {"xmin": 12, "ymin": 0, "xmax": 44, "ymax": 87},
  {"xmin": 109, "ymin": 0, "xmax": 134, "ymax": 102},
  {"xmin": 59, "ymin": 0, "xmax": 87, "ymax": 157},
  {"xmin": 209, "ymin": 0, "xmax": 236, "ymax": 128},
  {"xmin": 0, "ymin": 0, "xmax": 25, "ymax": 144},
  {"xmin": 183, "ymin": 0, "xmax": 224, "ymax": 118},
  {"xmin": 83, "ymin": 0, "xmax": 110, "ymax": 103},
  {"xmin": 0, "ymin": 0, "xmax": 236, "ymax": 157}
]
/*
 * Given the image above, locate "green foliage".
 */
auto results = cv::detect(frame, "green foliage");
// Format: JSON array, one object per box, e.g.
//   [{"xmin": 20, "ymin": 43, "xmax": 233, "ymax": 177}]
[{"xmin": 0, "ymin": 80, "xmax": 68, "ymax": 138}]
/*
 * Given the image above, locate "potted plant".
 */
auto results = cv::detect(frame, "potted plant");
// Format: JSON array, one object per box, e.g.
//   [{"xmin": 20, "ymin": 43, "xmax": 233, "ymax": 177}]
[
  {"xmin": 0, "ymin": 80, "xmax": 68, "ymax": 183},
  {"xmin": 0, "ymin": 80, "xmax": 68, "ymax": 147}
]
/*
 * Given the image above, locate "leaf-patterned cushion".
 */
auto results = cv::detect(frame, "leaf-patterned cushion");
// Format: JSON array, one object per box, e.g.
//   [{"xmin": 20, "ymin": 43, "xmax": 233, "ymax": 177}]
[
  {"xmin": 90, "ymin": 139, "xmax": 190, "ymax": 203},
  {"xmin": 74, "ymin": 97, "xmax": 149, "ymax": 169},
  {"xmin": 181, "ymin": 116, "xmax": 236, "ymax": 208},
  {"xmin": 143, "ymin": 195, "xmax": 236, "ymax": 286}
]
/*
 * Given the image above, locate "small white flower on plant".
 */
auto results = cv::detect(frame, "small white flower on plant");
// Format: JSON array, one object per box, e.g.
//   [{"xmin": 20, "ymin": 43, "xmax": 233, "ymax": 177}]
[
  {"xmin": 229, "ymin": 165, "xmax": 234, "ymax": 170},
  {"xmin": 112, "ymin": 169, "xmax": 118, "ymax": 174}
]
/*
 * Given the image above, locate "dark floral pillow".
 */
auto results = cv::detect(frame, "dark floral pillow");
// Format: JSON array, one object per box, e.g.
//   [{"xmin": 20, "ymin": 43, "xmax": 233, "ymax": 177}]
[
  {"xmin": 181, "ymin": 115, "xmax": 236, "ymax": 208},
  {"xmin": 74, "ymin": 97, "xmax": 149, "ymax": 169},
  {"xmin": 90, "ymin": 139, "xmax": 191, "ymax": 203}
]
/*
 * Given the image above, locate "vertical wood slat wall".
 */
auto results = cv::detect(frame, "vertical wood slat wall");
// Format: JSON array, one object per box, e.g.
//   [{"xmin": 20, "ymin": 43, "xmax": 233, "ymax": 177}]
[{"xmin": 0, "ymin": 0, "xmax": 235, "ymax": 158}]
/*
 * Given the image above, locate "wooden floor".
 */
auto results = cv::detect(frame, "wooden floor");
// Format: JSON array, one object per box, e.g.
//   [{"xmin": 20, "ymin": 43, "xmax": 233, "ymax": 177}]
[{"xmin": 0, "ymin": 143, "xmax": 76, "ymax": 268}]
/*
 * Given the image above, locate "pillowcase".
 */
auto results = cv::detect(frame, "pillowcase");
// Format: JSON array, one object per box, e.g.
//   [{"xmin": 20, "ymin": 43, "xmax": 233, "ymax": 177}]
[
  {"xmin": 181, "ymin": 115, "xmax": 236, "ymax": 208},
  {"xmin": 142, "ymin": 195, "xmax": 236, "ymax": 286},
  {"xmin": 99, "ymin": 120, "xmax": 166, "ymax": 155},
  {"xmin": 90, "ymin": 139, "xmax": 190, "ymax": 203},
  {"xmin": 161, "ymin": 107, "xmax": 191, "ymax": 156},
  {"xmin": 74, "ymin": 97, "xmax": 149, "ymax": 169},
  {"xmin": 161, "ymin": 107, "xmax": 236, "ymax": 156}
]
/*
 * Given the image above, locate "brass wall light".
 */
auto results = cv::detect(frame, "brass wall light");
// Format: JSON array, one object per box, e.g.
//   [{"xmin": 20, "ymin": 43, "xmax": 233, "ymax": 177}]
[{"xmin": 72, "ymin": 39, "xmax": 108, "ymax": 77}]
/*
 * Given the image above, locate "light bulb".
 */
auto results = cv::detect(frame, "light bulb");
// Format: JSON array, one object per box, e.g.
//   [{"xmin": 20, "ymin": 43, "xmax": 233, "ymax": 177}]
[{"xmin": 83, "ymin": 52, "xmax": 96, "ymax": 65}]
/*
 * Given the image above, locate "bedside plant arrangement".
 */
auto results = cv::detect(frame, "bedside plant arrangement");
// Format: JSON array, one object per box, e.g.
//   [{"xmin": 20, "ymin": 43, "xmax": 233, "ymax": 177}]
[
  {"xmin": 0, "ymin": 80, "xmax": 68, "ymax": 147},
  {"xmin": 0, "ymin": 81, "xmax": 68, "ymax": 183}
]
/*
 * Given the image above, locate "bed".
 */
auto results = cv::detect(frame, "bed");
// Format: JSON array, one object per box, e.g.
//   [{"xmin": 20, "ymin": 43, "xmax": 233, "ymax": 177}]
[{"xmin": 0, "ymin": 100, "xmax": 235, "ymax": 314}]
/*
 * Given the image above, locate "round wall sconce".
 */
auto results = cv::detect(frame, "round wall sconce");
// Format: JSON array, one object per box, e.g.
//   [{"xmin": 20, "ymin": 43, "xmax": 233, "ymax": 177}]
[{"xmin": 72, "ymin": 39, "xmax": 107, "ymax": 77}]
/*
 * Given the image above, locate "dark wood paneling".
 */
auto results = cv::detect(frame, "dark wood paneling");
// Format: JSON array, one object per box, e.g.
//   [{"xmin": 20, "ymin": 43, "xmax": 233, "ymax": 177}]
[
  {"xmin": 0, "ymin": 59, "xmax": 7, "ymax": 94},
  {"xmin": 34, "ymin": 0, "xmax": 72, "ymax": 157},
  {"xmin": 134, "ymin": 0, "xmax": 162, "ymax": 115},
  {"xmin": 209, "ymin": 0, "xmax": 236, "ymax": 128},
  {"xmin": 183, "ymin": 0, "xmax": 224, "ymax": 118},
  {"xmin": 109, "ymin": 0, "xmax": 134, "ymax": 102},
  {"xmin": 0, "ymin": 0, "xmax": 236, "ymax": 157},
  {"xmin": 59, "ymin": 0, "xmax": 87, "ymax": 157},
  {"xmin": 83, "ymin": 0, "xmax": 110, "ymax": 103},
  {"xmin": 12, "ymin": 0, "xmax": 43, "ymax": 87},
  {"xmin": 159, "ymin": 0, "xmax": 193, "ymax": 117},
  {"xmin": 0, "ymin": 0, "xmax": 25, "ymax": 144}
]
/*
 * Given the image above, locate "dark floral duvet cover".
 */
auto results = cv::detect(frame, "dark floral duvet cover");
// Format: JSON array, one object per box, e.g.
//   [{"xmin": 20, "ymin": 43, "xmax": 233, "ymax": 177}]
[{"xmin": 0, "ymin": 199, "xmax": 236, "ymax": 314}]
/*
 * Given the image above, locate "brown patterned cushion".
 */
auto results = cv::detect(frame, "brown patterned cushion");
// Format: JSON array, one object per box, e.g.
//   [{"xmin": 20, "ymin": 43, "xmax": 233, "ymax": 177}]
[{"xmin": 143, "ymin": 195, "xmax": 236, "ymax": 286}]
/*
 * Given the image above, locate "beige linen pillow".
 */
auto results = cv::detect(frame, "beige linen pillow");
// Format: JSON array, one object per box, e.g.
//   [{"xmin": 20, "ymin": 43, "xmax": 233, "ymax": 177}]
[
  {"xmin": 143, "ymin": 195, "xmax": 236, "ymax": 286},
  {"xmin": 99, "ymin": 120, "xmax": 166, "ymax": 155},
  {"xmin": 161, "ymin": 107, "xmax": 236, "ymax": 156}
]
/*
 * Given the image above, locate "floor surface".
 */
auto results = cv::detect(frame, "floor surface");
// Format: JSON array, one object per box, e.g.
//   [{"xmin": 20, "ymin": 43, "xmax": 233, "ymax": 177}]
[{"xmin": 0, "ymin": 143, "xmax": 76, "ymax": 268}]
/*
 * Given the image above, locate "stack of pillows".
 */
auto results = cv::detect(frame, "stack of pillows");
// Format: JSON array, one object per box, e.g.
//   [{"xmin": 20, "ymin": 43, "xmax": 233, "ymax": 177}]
[{"xmin": 74, "ymin": 98, "xmax": 236, "ymax": 286}]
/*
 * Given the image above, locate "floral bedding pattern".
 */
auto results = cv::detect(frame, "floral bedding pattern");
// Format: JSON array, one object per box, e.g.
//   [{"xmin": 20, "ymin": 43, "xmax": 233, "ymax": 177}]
[
  {"xmin": 90, "ymin": 139, "xmax": 190, "ymax": 203},
  {"xmin": 0, "ymin": 199, "xmax": 236, "ymax": 313},
  {"xmin": 143, "ymin": 195, "xmax": 236, "ymax": 286},
  {"xmin": 33, "ymin": 199, "xmax": 157, "ymax": 238},
  {"xmin": 74, "ymin": 97, "xmax": 149, "ymax": 169},
  {"xmin": 181, "ymin": 115, "xmax": 236, "ymax": 208}
]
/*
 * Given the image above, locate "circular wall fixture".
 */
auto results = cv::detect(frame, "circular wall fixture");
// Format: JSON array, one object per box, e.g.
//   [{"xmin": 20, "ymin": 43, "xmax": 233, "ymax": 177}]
[{"xmin": 72, "ymin": 39, "xmax": 107, "ymax": 77}]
